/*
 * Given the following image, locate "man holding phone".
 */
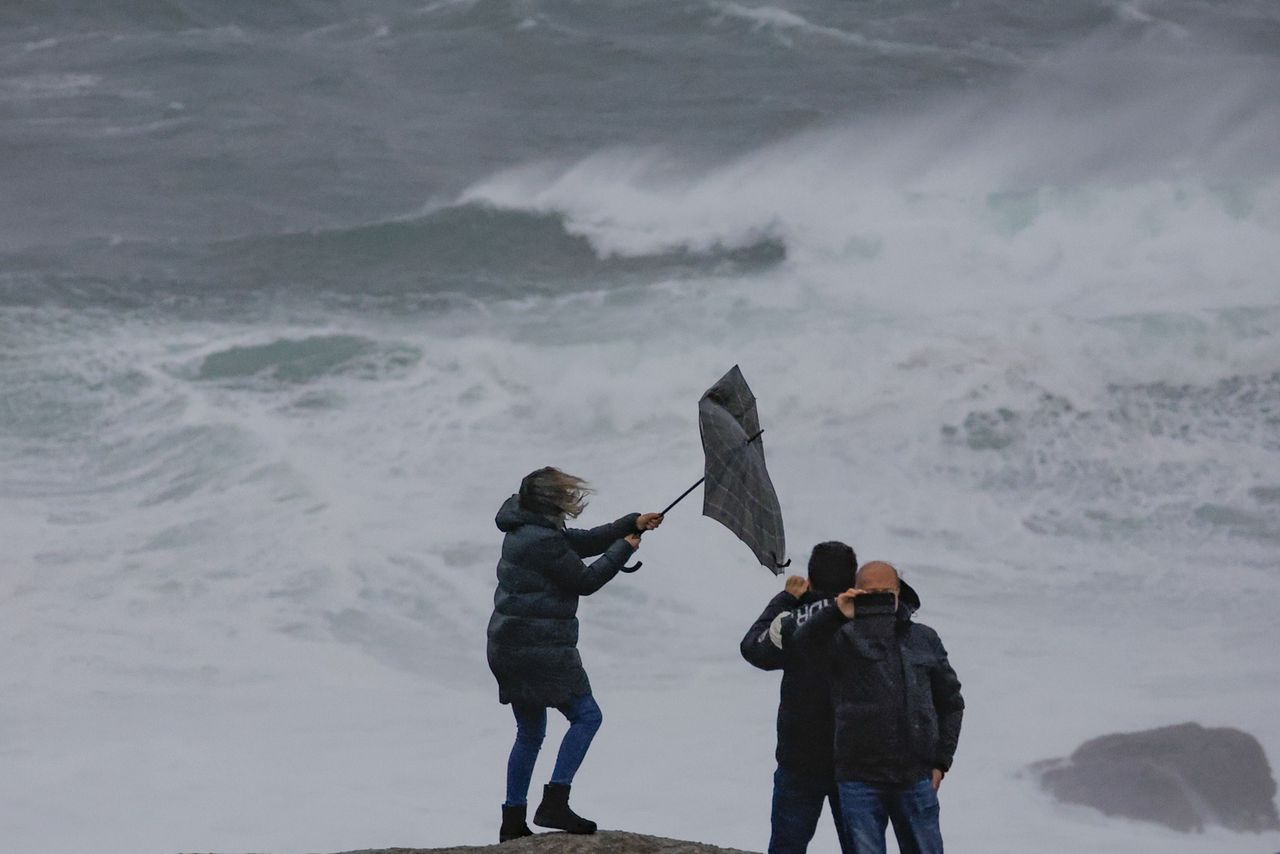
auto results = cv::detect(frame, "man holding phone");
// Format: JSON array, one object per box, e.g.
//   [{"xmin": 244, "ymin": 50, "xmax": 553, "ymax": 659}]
[{"xmin": 792, "ymin": 561, "xmax": 964, "ymax": 854}]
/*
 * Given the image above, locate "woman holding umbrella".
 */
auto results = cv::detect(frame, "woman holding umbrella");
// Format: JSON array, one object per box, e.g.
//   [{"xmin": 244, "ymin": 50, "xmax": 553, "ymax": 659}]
[{"xmin": 488, "ymin": 466, "xmax": 663, "ymax": 842}]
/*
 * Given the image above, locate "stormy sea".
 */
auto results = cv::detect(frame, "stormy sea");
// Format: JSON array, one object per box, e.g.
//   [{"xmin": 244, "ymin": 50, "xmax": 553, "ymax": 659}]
[{"xmin": 2, "ymin": 1, "xmax": 1278, "ymax": 852}]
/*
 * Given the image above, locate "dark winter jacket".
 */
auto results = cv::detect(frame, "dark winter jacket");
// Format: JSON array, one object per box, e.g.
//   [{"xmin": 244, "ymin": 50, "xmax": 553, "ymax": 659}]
[
  {"xmin": 741, "ymin": 580, "xmax": 924, "ymax": 778},
  {"xmin": 741, "ymin": 591, "xmax": 842, "ymax": 777},
  {"xmin": 486, "ymin": 495, "xmax": 639, "ymax": 707},
  {"xmin": 794, "ymin": 595, "xmax": 963, "ymax": 785}
]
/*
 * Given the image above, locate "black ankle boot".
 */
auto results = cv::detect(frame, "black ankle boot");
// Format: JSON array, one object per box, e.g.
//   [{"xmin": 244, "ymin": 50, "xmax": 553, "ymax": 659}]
[
  {"xmin": 533, "ymin": 783, "xmax": 597, "ymax": 834},
  {"xmin": 500, "ymin": 804, "xmax": 534, "ymax": 842}
]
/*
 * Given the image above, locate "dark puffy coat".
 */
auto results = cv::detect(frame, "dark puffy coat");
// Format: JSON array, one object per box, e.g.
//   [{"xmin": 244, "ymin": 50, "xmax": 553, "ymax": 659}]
[
  {"xmin": 741, "ymin": 581, "xmax": 924, "ymax": 778},
  {"xmin": 795, "ymin": 597, "xmax": 963, "ymax": 785},
  {"xmin": 486, "ymin": 495, "xmax": 639, "ymax": 707}
]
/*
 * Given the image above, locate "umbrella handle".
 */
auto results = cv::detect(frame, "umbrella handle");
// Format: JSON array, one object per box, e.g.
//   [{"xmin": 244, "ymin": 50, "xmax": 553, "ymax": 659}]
[{"xmin": 623, "ymin": 527, "xmax": 646, "ymax": 573}]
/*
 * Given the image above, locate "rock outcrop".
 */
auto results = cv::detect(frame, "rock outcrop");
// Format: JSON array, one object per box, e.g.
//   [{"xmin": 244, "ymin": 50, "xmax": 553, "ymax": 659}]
[
  {"xmin": 1030, "ymin": 722, "xmax": 1280, "ymax": 833},
  {"xmin": 335, "ymin": 831, "xmax": 758, "ymax": 854}
]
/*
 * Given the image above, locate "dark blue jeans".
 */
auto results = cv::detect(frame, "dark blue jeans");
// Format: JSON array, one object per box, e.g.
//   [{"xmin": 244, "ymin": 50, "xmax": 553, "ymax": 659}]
[
  {"xmin": 504, "ymin": 693, "xmax": 603, "ymax": 807},
  {"xmin": 770, "ymin": 765, "xmax": 854, "ymax": 854},
  {"xmin": 836, "ymin": 778, "xmax": 943, "ymax": 854}
]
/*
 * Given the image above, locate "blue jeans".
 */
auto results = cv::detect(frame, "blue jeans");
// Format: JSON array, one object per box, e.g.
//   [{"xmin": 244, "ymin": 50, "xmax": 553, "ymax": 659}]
[
  {"xmin": 504, "ymin": 693, "xmax": 603, "ymax": 807},
  {"xmin": 770, "ymin": 766, "xmax": 854, "ymax": 854},
  {"xmin": 837, "ymin": 778, "xmax": 943, "ymax": 854}
]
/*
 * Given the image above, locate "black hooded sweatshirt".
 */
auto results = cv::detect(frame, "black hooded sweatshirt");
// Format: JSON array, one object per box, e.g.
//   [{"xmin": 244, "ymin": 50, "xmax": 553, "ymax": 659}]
[{"xmin": 741, "ymin": 590, "xmax": 842, "ymax": 777}]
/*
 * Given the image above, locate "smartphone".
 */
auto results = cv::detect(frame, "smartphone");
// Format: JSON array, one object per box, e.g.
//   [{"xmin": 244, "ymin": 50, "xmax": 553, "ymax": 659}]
[{"xmin": 854, "ymin": 592, "xmax": 898, "ymax": 611}]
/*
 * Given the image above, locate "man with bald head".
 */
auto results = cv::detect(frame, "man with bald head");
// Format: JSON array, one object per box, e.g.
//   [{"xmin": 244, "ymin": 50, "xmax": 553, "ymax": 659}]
[{"xmin": 793, "ymin": 561, "xmax": 963, "ymax": 854}]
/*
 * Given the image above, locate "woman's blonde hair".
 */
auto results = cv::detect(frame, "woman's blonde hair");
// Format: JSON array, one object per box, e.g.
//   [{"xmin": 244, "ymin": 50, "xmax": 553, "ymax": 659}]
[{"xmin": 518, "ymin": 467, "xmax": 593, "ymax": 520}]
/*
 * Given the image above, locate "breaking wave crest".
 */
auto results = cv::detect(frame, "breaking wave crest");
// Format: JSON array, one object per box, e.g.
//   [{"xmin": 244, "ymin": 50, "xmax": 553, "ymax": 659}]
[
  {"xmin": 0, "ymin": 203, "xmax": 786, "ymax": 310},
  {"xmin": 208, "ymin": 203, "xmax": 785, "ymax": 297}
]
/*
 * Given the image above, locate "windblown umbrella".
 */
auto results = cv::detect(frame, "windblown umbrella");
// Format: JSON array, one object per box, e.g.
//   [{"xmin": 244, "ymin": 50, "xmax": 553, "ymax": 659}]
[{"xmin": 651, "ymin": 365, "xmax": 789, "ymax": 572}]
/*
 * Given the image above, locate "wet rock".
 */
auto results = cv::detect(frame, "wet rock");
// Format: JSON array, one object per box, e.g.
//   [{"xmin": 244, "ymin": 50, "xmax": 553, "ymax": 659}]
[{"xmin": 1031, "ymin": 722, "xmax": 1280, "ymax": 833}]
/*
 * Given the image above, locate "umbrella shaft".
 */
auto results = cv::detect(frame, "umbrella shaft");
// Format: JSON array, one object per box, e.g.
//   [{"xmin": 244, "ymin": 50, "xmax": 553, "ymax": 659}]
[
  {"xmin": 660, "ymin": 477, "xmax": 705, "ymax": 516},
  {"xmin": 659, "ymin": 428, "xmax": 765, "ymax": 516}
]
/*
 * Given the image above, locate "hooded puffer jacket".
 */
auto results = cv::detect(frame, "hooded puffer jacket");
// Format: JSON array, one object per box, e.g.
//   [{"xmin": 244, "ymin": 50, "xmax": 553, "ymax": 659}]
[{"xmin": 486, "ymin": 495, "xmax": 640, "ymax": 707}]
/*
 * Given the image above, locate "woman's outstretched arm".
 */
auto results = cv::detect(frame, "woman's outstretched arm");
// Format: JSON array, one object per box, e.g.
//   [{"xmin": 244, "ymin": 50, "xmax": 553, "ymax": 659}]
[
  {"xmin": 536, "ymin": 535, "xmax": 639, "ymax": 596},
  {"xmin": 564, "ymin": 512, "xmax": 662, "ymax": 557},
  {"xmin": 563, "ymin": 513, "xmax": 642, "ymax": 558}
]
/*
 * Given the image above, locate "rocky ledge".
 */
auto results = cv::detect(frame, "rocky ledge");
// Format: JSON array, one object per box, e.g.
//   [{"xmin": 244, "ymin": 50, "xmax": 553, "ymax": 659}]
[{"xmin": 334, "ymin": 832, "xmax": 757, "ymax": 854}]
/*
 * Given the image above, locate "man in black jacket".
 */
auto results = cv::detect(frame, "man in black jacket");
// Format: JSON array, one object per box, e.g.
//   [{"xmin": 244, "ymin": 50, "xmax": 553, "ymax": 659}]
[
  {"xmin": 793, "ymin": 561, "xmax": 963, "ymax": 854},
  {"xmin": 740, "ymin": 541, "xmax": 859, "ymax": 854}
]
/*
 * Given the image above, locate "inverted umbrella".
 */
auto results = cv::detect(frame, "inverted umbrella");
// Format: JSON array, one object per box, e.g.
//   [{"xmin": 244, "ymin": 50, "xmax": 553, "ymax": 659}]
[{"xmin": 632, "ymin": 365, "xmax": 789, "ymax": 573}]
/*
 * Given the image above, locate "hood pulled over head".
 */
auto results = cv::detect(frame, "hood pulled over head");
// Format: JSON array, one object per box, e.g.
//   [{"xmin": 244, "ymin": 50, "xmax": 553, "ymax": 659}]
[{"xmin": 495, "ymin": 493, "xmax": 558, "ymax": 533}]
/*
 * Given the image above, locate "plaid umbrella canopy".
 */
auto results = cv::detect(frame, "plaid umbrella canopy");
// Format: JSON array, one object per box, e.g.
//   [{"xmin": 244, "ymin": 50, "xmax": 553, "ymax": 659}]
[{"xmin": 696, "ymin": 366, "xmax": 789, "ymax": 572}]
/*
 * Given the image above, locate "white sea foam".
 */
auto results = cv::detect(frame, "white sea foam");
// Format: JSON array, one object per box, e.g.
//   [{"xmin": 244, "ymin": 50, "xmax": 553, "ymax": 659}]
[
  {"xmin": 0, "ymin": 71, "xmax": 102, "ymax": 98},
  {"xmin": 708, "ymin": 1, "xmax": 941, "ymax": 56},
  {"xmin": 3, "ymin": 243, "xmax": 1278, "ymax": 854}
]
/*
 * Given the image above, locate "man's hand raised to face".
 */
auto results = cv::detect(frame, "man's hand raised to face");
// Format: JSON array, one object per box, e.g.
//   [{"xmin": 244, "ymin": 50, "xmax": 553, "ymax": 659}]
[
  {"xmin": 835, "ymin": 588, "xmax": 865, "ymax": 619},
  {"xmin": 784, "ymin": 575, "xmax": 810, "ymax": 598}
]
